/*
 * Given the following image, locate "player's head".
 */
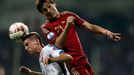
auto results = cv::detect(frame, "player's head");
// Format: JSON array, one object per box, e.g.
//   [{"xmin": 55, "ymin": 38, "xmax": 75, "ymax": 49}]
[
  {"xmin": 22, "ymin": 32, "xmax": 43, "ymax": 55},
  {"xmin": 0, "ymin": 64, "xmax": 5, "ymax": 75},
  {"xmin": 35, "ymin": 0, "xmax": 59, "ymax": 20}
]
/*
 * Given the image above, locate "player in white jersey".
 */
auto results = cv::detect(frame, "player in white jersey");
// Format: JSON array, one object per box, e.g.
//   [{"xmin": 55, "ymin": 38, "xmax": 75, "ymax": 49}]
[{"xmin": 19, "ymin": 32, "xmax": 73, "ymax": 75}]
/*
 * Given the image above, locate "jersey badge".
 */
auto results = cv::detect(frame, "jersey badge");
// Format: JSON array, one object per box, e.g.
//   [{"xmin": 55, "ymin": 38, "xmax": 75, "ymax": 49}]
[{"xmin": 47, "ymin": 32, "xmax": 55, "ymax": 40}]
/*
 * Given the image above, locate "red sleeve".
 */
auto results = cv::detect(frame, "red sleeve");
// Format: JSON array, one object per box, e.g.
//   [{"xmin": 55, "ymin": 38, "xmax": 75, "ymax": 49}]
[{"xmin": 70, "ymin": 12, "xmax": 85, "ymax": 26}]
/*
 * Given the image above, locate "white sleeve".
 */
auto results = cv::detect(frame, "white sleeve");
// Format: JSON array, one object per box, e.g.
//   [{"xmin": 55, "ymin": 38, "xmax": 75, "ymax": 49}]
[
  {"xmin": 41, "ymin": 45, "xmax": 52, "ymax": 62},
  {"xmin": 42, "ymin": 46, "xmax": 51, "ymax": 56},
  {"xmin": 49, "ymin": 45, "xmax": 64, "ymax": 57}
]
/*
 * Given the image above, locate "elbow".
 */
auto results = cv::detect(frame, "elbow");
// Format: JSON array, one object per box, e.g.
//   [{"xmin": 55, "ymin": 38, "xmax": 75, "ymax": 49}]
[
  {"xmin": 67, "ymin": 55, "xmax": 73, "ymax": 62},
  {"xmin": 54, "ymin": 38, "xmax": 66, "ymax": 48},
  {"xmin": 69, "ymin": 56, "xmax": 73, "ymax": 61},
  {"xmin": 54, "ymin": 42, "xmax": 64, "ymax": 48}
]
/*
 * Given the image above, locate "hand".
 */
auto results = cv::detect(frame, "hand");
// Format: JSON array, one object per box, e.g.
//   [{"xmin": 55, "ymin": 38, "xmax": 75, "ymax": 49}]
[
  {"xmin": 19, "ymin": 66, "xmax": 31, "ymax": 75},
  {"xmin": 67, "ymin": 16, "xmax": 75, "ymax": 24},
  {"xmin": 66, "ymin": 16, "xmax": 75, "ymax": 27},
  {"xmin": 43, "ymin": 56, "xmax": 52, "ymax": 65},
  {"xmin": 65, "ymin": 16, "xmax": 75, "ymax": 29},
  {"xmin": 106, "ymin": 31, "xmax": 121, "ymax": 41}
]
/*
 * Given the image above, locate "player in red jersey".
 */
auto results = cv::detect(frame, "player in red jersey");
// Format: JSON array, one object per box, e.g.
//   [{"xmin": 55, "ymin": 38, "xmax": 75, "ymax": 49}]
[{"xmin": 35, "ymin": 0, "xmax": 121, "ymax": 75}]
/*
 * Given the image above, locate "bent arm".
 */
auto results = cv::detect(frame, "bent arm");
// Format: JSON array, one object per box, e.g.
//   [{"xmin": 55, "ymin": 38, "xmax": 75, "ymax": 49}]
[
  {"xmin": 19, "ymin": 66, "xmax": 43, "ymax": 75},
  {"xmin": 54, "ymin": 16, "xmax": 75, "ymax": 48},
  {"xmin": 54, "ymin": 23, "xmax": 70, "ymax": 48},
  {"xmin": 50, "ymin": 53, "xmax": 73, "ymax": 63}
]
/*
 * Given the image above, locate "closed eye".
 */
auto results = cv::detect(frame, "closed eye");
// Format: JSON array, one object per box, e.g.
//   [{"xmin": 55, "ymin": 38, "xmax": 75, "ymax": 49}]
[
  {"xmin": 42, "ymin": 8, "xmax": 47, "ymax": 12},
  {"xmin": 24, "ymin": 42, "xmax": 28, "ymax": 47}
]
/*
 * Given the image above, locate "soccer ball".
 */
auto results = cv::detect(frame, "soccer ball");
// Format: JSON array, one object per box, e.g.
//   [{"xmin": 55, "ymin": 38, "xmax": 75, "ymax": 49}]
[{"xmin": 9, "ymin": 22, "xmax": 29, "ymax": 43}]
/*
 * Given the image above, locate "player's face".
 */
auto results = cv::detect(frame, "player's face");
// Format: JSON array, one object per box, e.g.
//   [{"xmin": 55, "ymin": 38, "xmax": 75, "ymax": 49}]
[
  {"xmin": 42, "ymin": 3, "xmax": 59, "ymax": 19},
  {"xmin": 23, "ymin": 38, "xmax": 40, "ymax": 55}
]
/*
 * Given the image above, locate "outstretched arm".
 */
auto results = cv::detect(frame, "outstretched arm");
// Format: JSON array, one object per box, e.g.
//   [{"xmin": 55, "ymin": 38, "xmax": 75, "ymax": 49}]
[
  {"xmin": 19, "ymin": 66, "xmax": 43, "ymax": 75},
  {"xmin": 82, "ymin": 21, "xmax": 121, "ymax": 41}
]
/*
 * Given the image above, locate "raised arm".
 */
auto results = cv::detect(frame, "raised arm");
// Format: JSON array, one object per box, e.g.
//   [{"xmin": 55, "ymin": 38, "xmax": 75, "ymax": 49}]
[
  {"xmin": 54, "ymin": 16, "xmax": 75, "ymax": 48},
  {"xmin": 19, "ymin": 66, "xmax": 43, "ymax": 75},
  {"xmin": 82, "ymin": 21, "xmax": 121, "ymax": 41}
]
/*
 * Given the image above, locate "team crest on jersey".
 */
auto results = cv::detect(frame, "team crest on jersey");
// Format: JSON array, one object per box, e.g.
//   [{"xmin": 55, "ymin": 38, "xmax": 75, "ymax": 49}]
[{"xmin": 47, "ymin": 32, "xmax": 55, "ymax": 40}]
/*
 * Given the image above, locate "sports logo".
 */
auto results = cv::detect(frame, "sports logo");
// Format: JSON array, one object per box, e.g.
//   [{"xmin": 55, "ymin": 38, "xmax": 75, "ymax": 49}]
[{"xmin": 47, "ymin": 32, "xmax": 55, "ymax": 40}]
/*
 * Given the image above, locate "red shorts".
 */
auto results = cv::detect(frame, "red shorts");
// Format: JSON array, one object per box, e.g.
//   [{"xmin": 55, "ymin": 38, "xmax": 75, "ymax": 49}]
[{"xmin": 67, "ymin": 60, "xmax": 94, "ymax": 75}]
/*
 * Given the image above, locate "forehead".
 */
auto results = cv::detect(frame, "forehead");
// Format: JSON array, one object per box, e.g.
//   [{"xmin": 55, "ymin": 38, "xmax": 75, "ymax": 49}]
[
  {"xmin": 23, "ymin": 38, "xmax": 30, "ymax": 44},
  {"xmin": 23, "ymin": 36, "xmax": 38, "ymax": 43},
  {"xmin": 43, "ymin": 2, "xmax": 53, "ymax": 7}
]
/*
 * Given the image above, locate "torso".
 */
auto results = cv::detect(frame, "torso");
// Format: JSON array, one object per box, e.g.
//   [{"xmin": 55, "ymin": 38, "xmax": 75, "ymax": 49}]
[
  {"xmin": 39, "ymin": 44, "xmax": 70, "ymax": 75},
  {"xmin": 41, "ymin": 11, "xmax": 88, "ymax": 64}
]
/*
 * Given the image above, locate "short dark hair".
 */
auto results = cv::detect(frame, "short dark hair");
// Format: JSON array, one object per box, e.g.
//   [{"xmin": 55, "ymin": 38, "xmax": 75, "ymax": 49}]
[
  {"xmin": 22, "ymin": 32, "xmax": 42, "ymax": 44},
  {"xmin": 36, "ymin": 0, "xmax": 55, "ymax": 14}
]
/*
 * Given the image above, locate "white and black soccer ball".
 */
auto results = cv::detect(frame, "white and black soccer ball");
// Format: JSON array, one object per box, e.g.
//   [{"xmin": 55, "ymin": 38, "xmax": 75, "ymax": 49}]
[{"xmin": 9, "ymin": 22, "xmax": 29, "ymax": 43}]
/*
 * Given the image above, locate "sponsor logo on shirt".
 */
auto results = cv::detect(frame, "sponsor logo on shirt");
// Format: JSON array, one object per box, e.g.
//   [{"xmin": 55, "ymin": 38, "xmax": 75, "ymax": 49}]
[{"xmin": 47, "ymin": 32, "xmax": 54, "ymax": 40}]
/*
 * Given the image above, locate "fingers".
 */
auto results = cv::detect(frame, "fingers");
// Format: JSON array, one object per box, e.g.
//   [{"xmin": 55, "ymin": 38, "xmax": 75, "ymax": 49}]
[
  {"xmin": 112, "ymin": 33, "xmax": 121, "ymax": 41},
  {"xmin": 66, "ymin": 16, "xmax": 75, "ymax": 29},
  {"xmin": 112, "ymin": 33, "xmax": 121, "ymax": 36},
  {"xmin": 106, "ymin": 32, "xmax": 113, "ymax": 39},
  {"xmin": 19, "ymin": 66, "xmax": 26, "ymax": 72},
  {"xmin": 43, "ymin": 56, "xmax": 49, "ymax": 65},
  {"xmin": 67, "ymin": 16, "xmax": 75, "ymax": 23},
  {"xmin": 114, "ymin": 37, "xmax": 121, "ymax": 41},
  {"xmin": 19, "ymin": 66, "xmax": 31, "ymax": 74},
  {"xmin": 106, "ymin": 32, "xmax": 121, "ymax": 41}
]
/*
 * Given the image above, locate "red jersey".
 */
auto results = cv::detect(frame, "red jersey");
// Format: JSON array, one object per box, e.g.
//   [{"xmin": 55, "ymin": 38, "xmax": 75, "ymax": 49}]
[{"xmin": 41, "ymin": 11, "xmax": 89, "ymax": 65}]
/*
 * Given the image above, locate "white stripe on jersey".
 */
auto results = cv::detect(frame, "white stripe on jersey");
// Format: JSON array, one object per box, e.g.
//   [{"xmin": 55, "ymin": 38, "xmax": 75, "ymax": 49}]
[{"xmin": 39, "ymin": 44, "xmax": 70, "ymax": 75}]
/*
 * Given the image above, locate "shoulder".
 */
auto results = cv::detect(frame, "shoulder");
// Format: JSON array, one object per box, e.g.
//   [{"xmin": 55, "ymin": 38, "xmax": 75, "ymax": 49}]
[
  {"xmin": 40, "ymin": 20, "xmax": 50, "ymax": 33},
  {"xmin": 41, "ymin": 20, "xmax": 48, "ymax": 27},
  {"xmin": 61, "ymin": 11, "xmax": 77, "ymax": 16},
  {"xmin": 40, "ymin": 44, "xmax": 53, "ymax": 56},
  {"xmin": 44, "ymin": 44, "xmax": 52, "ymax": 50},
  {"xmin": 42, "ymin": 45, "xmax": 51, "ymax": 52}
]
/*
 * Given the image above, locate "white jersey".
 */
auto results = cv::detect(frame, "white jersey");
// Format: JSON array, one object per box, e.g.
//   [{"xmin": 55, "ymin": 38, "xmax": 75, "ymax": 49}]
[{"xmin": 39, "ymin": 44, "xmax": 70, "ymax": 75}]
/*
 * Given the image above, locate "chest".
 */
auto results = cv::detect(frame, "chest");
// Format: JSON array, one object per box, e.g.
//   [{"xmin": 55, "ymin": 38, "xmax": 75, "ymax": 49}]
[{"xmin": 46, "ymin": 17, "xmax": 68, "ymax": 34}]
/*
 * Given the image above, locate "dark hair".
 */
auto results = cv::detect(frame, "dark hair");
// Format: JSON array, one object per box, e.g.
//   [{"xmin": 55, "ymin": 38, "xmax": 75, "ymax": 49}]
[
  {"xmin": 22, "ymin": 32, "xmax": 42, "ymax": 44},
  {"xmin": 36, "ymin": 0, "xmax": 55, "ymax": 14}
]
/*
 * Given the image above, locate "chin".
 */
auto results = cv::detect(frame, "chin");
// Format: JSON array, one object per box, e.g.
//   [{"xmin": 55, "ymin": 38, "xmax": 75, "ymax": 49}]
[{"xmin": 30, "ymin": 53, "xmax": 37, "ymax": 56}]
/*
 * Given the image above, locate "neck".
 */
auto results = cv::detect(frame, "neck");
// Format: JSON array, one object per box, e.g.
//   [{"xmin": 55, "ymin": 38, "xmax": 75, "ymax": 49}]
[
  {"xmin": 48, "ymin": 13, "xmax": 60, "ymax": 22},
  {"xmin": 36, "ymin": 44, "xmax": 44, "ymax": 53}
]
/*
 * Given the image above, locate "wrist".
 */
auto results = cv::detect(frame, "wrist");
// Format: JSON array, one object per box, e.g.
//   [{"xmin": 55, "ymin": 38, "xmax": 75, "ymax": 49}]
[
  {"xmin": 48, "ymin": 58, "xmax": 54, "ymax": 63},
  {"xmin": 27, "ymin": 70, "xmax": 32, "ymax": 75},
  {"xmin": 105, "ymin": 31, "xmax": 111, "ymax": 36}
]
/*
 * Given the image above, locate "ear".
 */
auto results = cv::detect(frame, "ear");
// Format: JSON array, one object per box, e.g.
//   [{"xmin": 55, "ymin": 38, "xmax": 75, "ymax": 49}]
[
  {"xmin": 35, "ymin": 39, "xmax": 40, "ymax": 45},
  {"xmin": 35, "ymin": 0, "xmax": 40, "ymax": 5},
  {"xmin": 54, "ymin": 3, "xmax": 56, "ymax": 6}
]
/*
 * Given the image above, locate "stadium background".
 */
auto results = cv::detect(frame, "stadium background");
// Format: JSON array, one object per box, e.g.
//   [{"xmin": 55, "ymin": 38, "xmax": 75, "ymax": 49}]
[{"xmin": 0, "ymin": 0, "xmax": 134, "ymax": 75}]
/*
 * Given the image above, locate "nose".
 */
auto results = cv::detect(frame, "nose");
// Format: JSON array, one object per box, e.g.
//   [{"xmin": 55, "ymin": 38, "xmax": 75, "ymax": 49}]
[
  {"xmin": 25, "ymin": 46, "xmax": 28, "ymax": 50},
  {"xmin": 47, "ymin": 8, "xmax": 51, "ymax": 13}
]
